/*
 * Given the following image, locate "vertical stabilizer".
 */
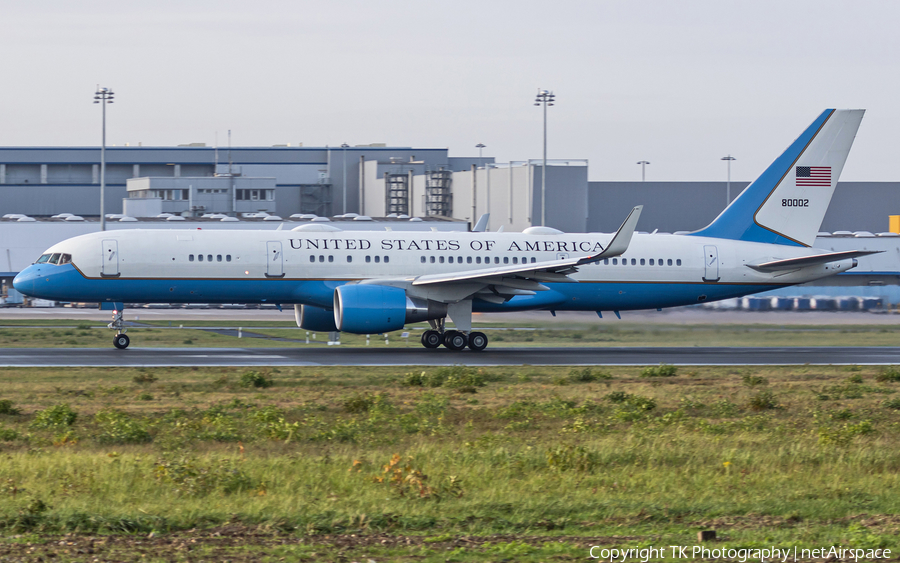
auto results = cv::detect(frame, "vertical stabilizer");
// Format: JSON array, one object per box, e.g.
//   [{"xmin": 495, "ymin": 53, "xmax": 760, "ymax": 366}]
[{"xmin": 691, "ymin": 109, "xmax": 864, "ymax": 246}]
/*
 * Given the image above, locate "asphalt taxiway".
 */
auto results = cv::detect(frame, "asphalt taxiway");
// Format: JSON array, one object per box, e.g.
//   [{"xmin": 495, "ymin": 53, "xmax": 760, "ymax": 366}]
[{"xmin": 1, "ymin": 346, "xmax": 899, "ymax": 367}]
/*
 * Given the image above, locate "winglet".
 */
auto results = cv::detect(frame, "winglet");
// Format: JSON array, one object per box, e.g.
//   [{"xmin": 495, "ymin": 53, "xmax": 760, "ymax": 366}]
[
  {"xmin": 577, "ymin": 205, "xmax": 642, "ymax": 264},
  {"xmin": 472, "ymin": 213, "xmax": 490, "ymax": 232}
]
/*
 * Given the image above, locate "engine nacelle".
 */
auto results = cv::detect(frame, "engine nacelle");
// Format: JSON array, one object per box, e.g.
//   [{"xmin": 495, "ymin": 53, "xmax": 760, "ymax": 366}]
[
  {"xmin": 294, "ymin": 304, "xmax": 338, "ymax": 332},
  {"xmin": 333, "ymin": 284, "xmax": 447, "ymax": 334}
]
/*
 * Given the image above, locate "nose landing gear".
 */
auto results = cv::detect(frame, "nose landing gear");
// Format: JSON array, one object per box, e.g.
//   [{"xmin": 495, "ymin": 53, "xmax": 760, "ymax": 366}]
[{"xmin": 108, "ymin": 309, "xmax": 130, "ymax": 349}]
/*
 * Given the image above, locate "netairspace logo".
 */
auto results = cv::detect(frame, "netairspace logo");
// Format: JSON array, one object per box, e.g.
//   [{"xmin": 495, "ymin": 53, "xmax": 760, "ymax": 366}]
[{"xmin": 588, "ymin": 545, "xmax": 892, "ymax": 562}]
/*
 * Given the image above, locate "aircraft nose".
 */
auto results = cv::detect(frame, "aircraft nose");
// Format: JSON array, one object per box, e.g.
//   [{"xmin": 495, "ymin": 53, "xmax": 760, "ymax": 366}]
[{"xmin": 12, "ymin": 266, "xmax": 39, "ymax": 295}]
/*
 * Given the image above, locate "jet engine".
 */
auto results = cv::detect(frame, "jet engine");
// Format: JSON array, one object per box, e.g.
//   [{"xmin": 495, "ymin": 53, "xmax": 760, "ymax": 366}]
[
  {"xmin": 333, "ymin": 284, "xmax": 447, "ymax": 334},
  {"xmin": 294, "ymin": 304, "xmax": 339, "ymax": 332}
]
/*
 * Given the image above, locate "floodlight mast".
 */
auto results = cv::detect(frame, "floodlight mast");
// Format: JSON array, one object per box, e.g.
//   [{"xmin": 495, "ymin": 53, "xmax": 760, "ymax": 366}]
[
  {"xmin": 721, "ymin": 155, "xmax": 736, "ymax": 206},
  {"xmin": 534, "ymin": 89, "xmax": 554, "ymax": 227},
  {"xmin": 93, "ymin": 87, "xmax": 114, "ymax": 231}
]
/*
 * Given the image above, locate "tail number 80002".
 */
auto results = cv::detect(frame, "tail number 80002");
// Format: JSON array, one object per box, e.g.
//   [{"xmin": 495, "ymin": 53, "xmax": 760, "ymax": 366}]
[{"xmin": 782, "ymin": 198, "xmax": 809, "ymax": 207}]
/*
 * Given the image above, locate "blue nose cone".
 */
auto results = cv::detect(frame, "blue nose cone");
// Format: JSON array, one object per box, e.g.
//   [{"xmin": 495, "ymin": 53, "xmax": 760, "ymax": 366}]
[{"xmin": 13, "ymin": 265, "xmax": 41, "ymax": 296}]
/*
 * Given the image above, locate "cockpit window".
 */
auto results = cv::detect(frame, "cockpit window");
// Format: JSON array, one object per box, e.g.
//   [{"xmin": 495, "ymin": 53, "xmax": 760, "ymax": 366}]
[
  {"xmin": 59, "ymin": 254, "xmax": 72, "ymax": 264},
  {"xmin": 34, "ymin": 253, "xmax": 73, "ymax": 265},
  {"xmin": 49, "ymin": 253, "xmax": 61, "ymax": 265},
  {"xmin": 35, "ymin": 254, "xmax": 51, "ymax": 264}
]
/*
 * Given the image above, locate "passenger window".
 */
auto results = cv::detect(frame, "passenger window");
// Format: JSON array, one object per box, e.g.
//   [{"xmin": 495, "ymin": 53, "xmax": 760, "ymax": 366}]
[
  {"xmin": 476, "ymin": 257, "xmax": 481, "ymax": 264},
  {"xmin": 448, "ymin": 256, "xmax": 454, "ymax": 264},
  {"xmin": 604, "ymin": 258, "xmax": 609, "ymax": 265},
  {"xmin": 640, "ymin": 258, "xmax": 645, "ymax": 265},
  {"xmin": 374, "ymin": 256, "xmax": 380, "ymax": 263},
  {"xmin": 319, "ymin": 255, "xmax": 324, "ymax": 262},
  {"xmin": 531, "ymin": 257, "xmax": 536, "ymax": 263},
  {"xmin": 49, "ymin": 254, "xmax": 61, "ymax": 264},
  {"xmin": 658, "ymin": 258, "xmax": 663, "ymax": 265},
  {"xmin": 347, "ymin": 256, "xmax": 352, "ymax": 263},
  {"xmin": 503, "ymin": 257, "xmax": 509, "ymax": 264},
  {"xmin": 366, "ymin": 256, "xmax": 371, "ymax": 263},
  {"xmin": 631, "ymin": 259, "xmax": 636, "ymax": 265},
  {"xmin": 467, "ymin": 257, "xmax": 472, "ymax": 264},
  {"xmin": 676, "ymin": 259, "xmax": 682, "ymax": 266},
  {"xmin": 612, "ymin": 258, "xmax": 617, "ymax": 265},
  {"xmin": 198, "ymin": 254, "xmax": 204, "ymax": 262},
  {"xmin": 207, "ymin": 255, "xmax": 213, "ymax": 262},
  {"xmin": 439, "ymin": 256, "xmax": 444, "ymax": 263},
  {"xmin": 226, "ymin": 255, "xmax": 231, "ymax": 262},
  {"xmin": 430, "ymin": 256, "xmax": 435, "ymax": 263},
  {"xmin": 494, "ymin": 257, "xmax": 499, "ymax": 264},
  {"xmin": 328, "ymin": 255, "xmax": 334, "ymax": 262},
  {"xmin": 384, "ymin": 256, "xmax": 389, "ymax": 263},
  {"xmin": 649, "ymin": 259, "xmax": 654, "ymax": 265},
  {"xmin": 667, "ymin": 259, "xmax": 673, "ymax": 266},
  {"xmin": 309, "ymin": 255, "xmax": 315, "ymax": 263},
  {"xmin": 217, "ymin": 255, "xmax": 222, "ymax": 262},
  {"xmin": 189, "ymin": 254, "xmax": 194, "ymax": 262},
  {"xmin": 512, "ymin": 257, "xmax": 518, "ymax": 264},
  {"xmin": 421, "ymin": 256, "xmax": 426, "ymax": 263}
]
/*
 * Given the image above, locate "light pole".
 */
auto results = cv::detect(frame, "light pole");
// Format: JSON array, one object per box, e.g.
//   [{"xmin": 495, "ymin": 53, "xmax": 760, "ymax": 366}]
[
  {"xmin": 476, "ymin": 143, "xmax": 486, "ymax": 159},
  {"xmin": 534, "ymin": 89, "xmax": 555, "ymax": 226},
  {"xmin": 637, "ymin": 160, "xmax": 650, "ymax": 182},
  {"xmin": 341, "ymin": 143, "xmax": 349, "ymax": 214},
  {"xmin": 721, "ymin": 155, "xmax": 736, "ymax": 206},
  {"xmin": 94, "ymin": 86, "xmax": 114, "ymax": 231}
]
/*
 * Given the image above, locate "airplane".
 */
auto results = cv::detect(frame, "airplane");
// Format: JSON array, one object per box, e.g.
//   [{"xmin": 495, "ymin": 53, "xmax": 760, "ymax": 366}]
[{"xmin": 14, "ymin": 109, "xmax": 878, "ymax": 351}]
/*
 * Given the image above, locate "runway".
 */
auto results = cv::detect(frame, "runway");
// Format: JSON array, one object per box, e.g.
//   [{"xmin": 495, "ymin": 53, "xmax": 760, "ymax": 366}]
[{"xmin": 1, "ymin": 346, "xmax": 899, "ymax": 367}]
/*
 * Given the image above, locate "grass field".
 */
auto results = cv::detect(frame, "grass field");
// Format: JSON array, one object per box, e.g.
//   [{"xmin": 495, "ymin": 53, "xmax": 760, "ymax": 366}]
[
  {"xmin": 0, "ymin": 319, "xmax": 899, "ymax": 348},
  {"xmin": 1, "ymin": 362, "xmax": 899, "ymax": 561}
]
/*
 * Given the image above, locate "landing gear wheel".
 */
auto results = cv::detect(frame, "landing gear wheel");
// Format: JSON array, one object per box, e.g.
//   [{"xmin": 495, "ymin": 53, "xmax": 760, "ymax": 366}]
[
  {"xmin": 467, "ymin": 331, "xmax": 488, "ymax": 351},
  {"xmin": 421, "ymin": 330, "xmax": 443, "ymax": 349},
  {"xmin": 443, "ymin": 330, "xmax": 467, "ymax": 351},
  {"xmin": 113, "ymin": 333, "xmax": 130, "ymax": 350}
]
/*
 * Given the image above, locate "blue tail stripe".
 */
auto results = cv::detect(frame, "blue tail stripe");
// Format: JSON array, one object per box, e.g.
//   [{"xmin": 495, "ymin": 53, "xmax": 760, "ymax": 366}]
[{"xmin": 688, "ymin": 109, "xmax": 834, "ymax": 246}]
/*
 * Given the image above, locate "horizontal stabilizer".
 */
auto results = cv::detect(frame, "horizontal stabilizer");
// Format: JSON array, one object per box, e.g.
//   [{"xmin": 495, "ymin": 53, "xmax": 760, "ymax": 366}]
[{"xmin": 747, "ymin": 250, "xmax": 881, "ymax": 271}]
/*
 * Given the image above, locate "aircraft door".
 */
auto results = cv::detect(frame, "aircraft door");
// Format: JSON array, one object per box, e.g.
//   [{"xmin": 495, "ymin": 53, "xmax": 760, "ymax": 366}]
[
  {"xmin": 702, "ymin": 245, "xmax": 719, "ymax": 282},
  {"xmin": 101, "ymin": 240, "xmax": 119, "ymax": 277},
  {"xmin": 266, "ymin": 241, "xmax": 284, "ymax": 278}
]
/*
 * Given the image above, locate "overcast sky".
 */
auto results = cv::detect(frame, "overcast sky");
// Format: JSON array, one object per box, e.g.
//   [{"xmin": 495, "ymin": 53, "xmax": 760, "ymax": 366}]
[{"xmin": 2, "ymin": 0, "xmax": 897, "ymax": 182}]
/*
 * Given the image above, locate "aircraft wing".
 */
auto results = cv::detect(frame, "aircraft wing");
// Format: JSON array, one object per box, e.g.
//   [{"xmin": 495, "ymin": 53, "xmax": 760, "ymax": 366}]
[
  {"xmin": 411, "ymin": 206, "xmax": 642, "ymax": 288},
  {"xmin": 747, "ymin": 249, "xmax": 882, "ymax": 272}
]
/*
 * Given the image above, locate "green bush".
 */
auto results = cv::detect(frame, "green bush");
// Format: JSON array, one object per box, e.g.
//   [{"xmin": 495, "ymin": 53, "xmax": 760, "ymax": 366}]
[
  {"xmin": 343, "ymin": 392, "xmax": 377, "ymax": 413},
  {"xmin": 876, "ymin": 367, "xmax": 900, "ymax": 383},
  {"xmin": 239, "ymin": 371, "xmax": 272, "ymax": 389},
  {"xmin": 30, "ymin": 403, "xmax": 77, "ymax": 429},
  {"xmin": 0, "ymin": 427, "xmax": 19, "ymax": 441},
  {"xmin": 640, "ymin": 364, "xmax": 678, "ymax": 377},
  {"xmin": 154, "ymin": 456, "xmax": 255, "ymax": 496},
  {"xmin": 414, "ymin": 393, "xmax": 450, "ymax": 417},
  {"xmin": 93, "ymin": 410, "xmax": 152, "ymax": 444},
  {"xmin": 546, "ymin": 445, "xmax": 598, "ymax": 472},
  {"xmin": 882, "ymin": 398, "xmax": 900, "ymax": 410},
  {"xmin": 748, "ymin": 389, "xmax": 778, "ymax": 411},
  {"xmin": 568, "ymin": 367, "xmax": 611, "ymax": 382},
  {"xmin": 742, "ymin": 374, "xmax": 769, "ymax": 387},
  {"xmin": 0, "ymin": 400, "xmax": 21, "ymax": 415}
]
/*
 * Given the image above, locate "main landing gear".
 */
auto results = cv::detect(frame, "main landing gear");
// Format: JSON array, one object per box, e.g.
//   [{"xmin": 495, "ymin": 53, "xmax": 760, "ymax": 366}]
[
  {"xmin": 109, "ymin": 309, "xmax": 130, "ymax": 350},
  {"xmin": 420, "ymin": 318, "xmax": 488, "ymax": 352}
]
